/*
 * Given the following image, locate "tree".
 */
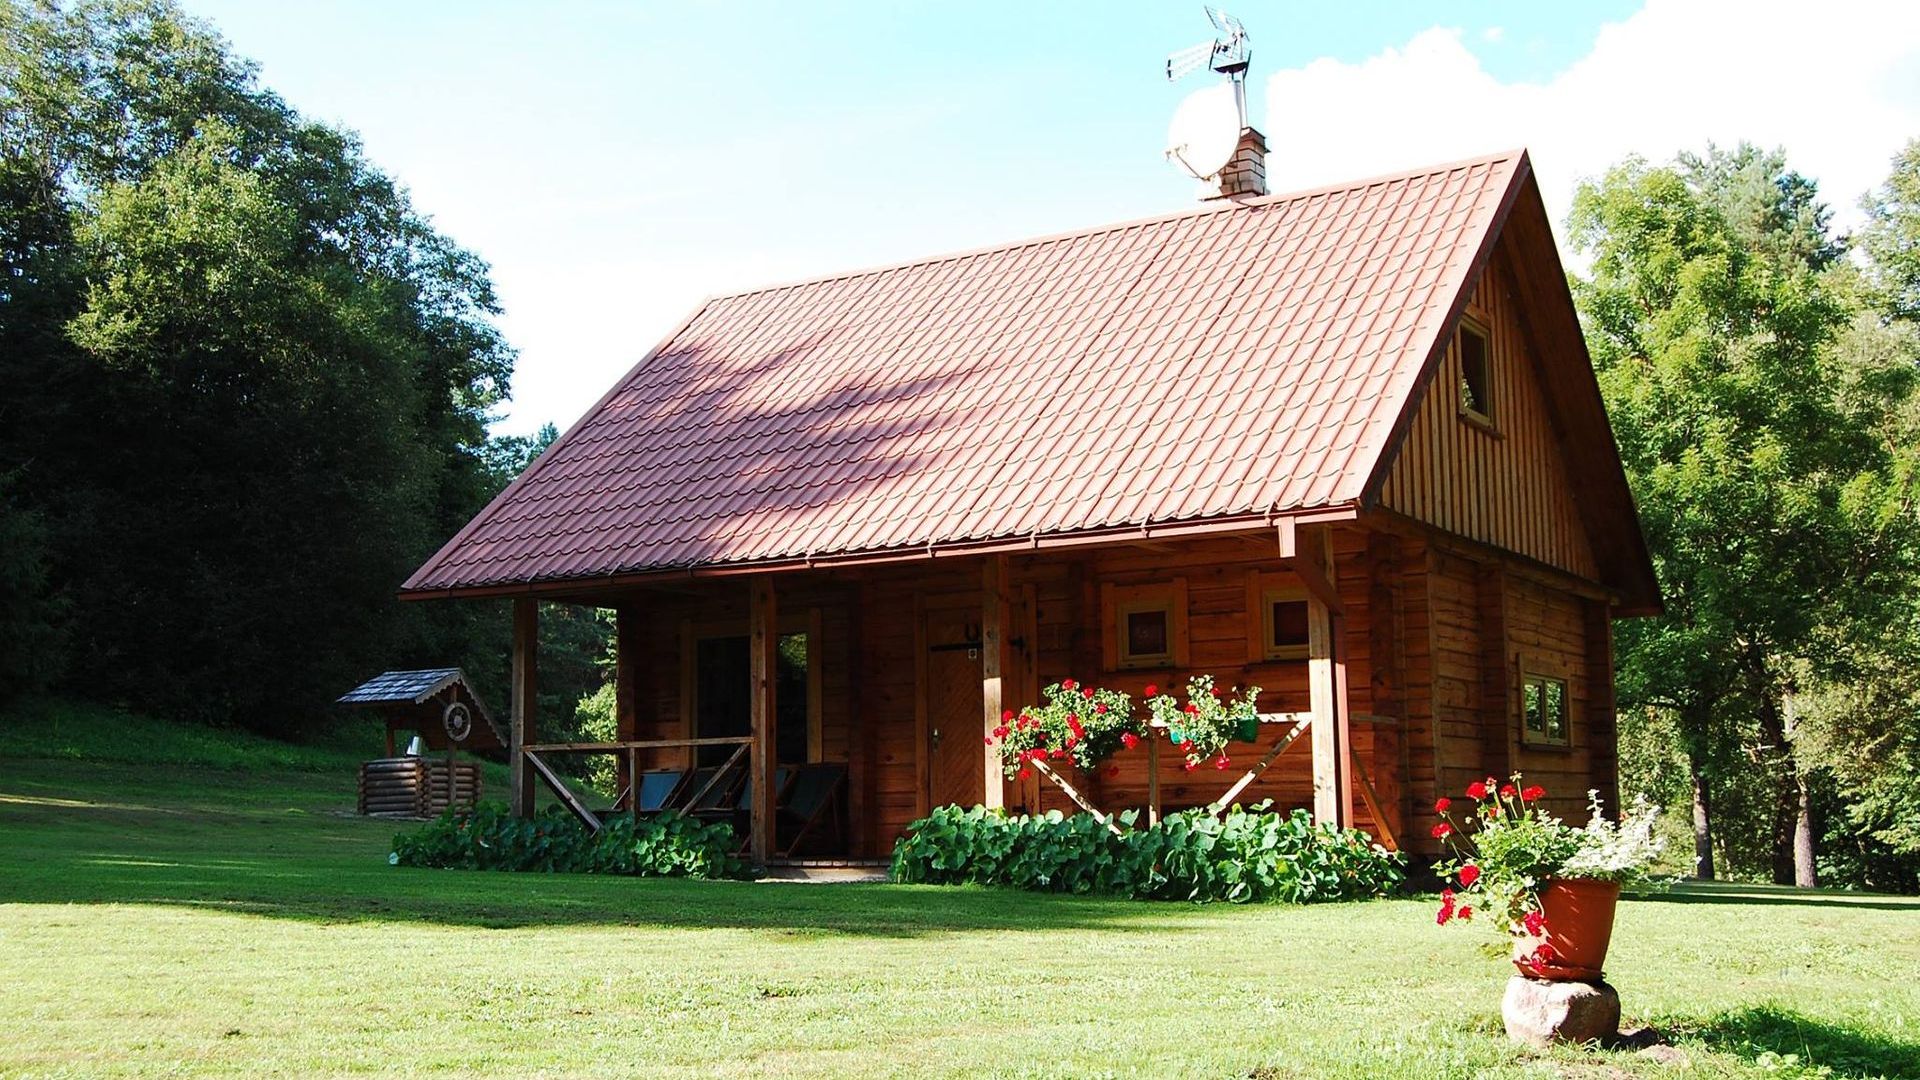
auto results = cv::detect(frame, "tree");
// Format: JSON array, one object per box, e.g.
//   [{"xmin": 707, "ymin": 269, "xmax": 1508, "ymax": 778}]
[
  {"xmin": 1570, "ymin": 145, "xmax": 1903, "ymax": 886},
  {"xmin": 0, "ymin": 0, "xmax": 527, "ymax": 731}
]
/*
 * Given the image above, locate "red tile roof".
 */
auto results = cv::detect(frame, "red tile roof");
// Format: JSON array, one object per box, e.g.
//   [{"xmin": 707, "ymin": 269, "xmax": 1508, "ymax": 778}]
[{"xmin": 404, "ymin": 150, "xmax": 1530, "ymax": 595}]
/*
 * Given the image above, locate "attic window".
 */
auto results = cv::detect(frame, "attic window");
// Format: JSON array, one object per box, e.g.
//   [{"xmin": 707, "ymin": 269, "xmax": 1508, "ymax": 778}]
[{"xmin": 1457, "ymin": 320, "xmax": 1494, "ymax": 426}]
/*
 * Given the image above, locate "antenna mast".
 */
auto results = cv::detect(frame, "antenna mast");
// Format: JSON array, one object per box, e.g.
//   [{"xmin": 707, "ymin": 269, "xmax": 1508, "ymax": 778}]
[{"xmin": 1166, "ymin": 6, "xmax": 1252, "ymax": 128}]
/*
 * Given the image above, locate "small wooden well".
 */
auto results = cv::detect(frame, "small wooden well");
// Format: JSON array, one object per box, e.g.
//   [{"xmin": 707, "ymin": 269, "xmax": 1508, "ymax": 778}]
[{"xmin": 338, "ymin": 668, "xmax": 500, "ymax": 819}]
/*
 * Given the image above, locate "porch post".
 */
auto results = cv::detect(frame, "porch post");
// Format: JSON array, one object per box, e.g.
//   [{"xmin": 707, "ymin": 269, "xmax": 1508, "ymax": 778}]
[
  {"xmin": 980, "ymin": 556, "xmax": 1008, "ymax": 810},
  {"xmin": 1285, "ymin": 522, "xmax": 1352, "ymax": 829},
  {"xmin": 615, "ymin": 606, "xmax": 638, "ymax": 814},
  {"xmin": 510, "ymin": 597, "xmax": 538, "ymax": 818},
  {"xmin": 749, "ymin": 577, "xmax": 778, "ymax": 863}
]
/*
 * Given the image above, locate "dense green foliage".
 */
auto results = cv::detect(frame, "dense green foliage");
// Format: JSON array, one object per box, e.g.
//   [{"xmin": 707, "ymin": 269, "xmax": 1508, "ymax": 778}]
[
  {"xmin": 392, "ymin": 803, "xmax": 748, "ymax": 879},
  {"xmin": 0, "ymin": 0, "xmax": 618, "ymax": 728},
  {"xmin": 1573, "ymin": 143, "xmax": 1920, "ymax": 892},
  {"xmin": 890, "ymin": 802, "xmax": 1404, "ymax": 903}
]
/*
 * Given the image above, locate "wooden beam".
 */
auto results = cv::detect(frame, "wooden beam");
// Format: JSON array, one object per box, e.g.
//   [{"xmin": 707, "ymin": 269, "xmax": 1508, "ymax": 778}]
[
  {"xmin": 523, "ymin": 750, "xmax": 601, "ymax": 832},
  {"xmin": 510, "ymin": 597, "xmax": 537, "ymax": 818},
  {"xmin": 1146, "ymin": 734, "xmax": 1161, "ymax": 826},
  {"xmin": 614, "ymin": 606, "xmax": 637, "ymax": 808},
  {"xmin": 1279, "ymin": 520, "xmax": 1345, "ymax": 616},
  {"xmin": 1348, "ymin": 743, "xmax": 1398, "ymax": 850},
  {"xmin": 749, "ymin": 577, "xmax": 778, "ymax": 865},
  {"xmin": 1302, "ymin": 527, "xmax": 1353, "ymax": 829},
  {"xmin": 1210, "ymin": 715, "xmax": 1312, "ymax": 813},
  {"xmin": 1028, "ymin": 758, "xmax": 1122, "ymax": 835},
  {"xmin": 520, "ymin": 736, "xmax": 753, "ymax": 753},
  {"xmin": 981, "ymin": 556, "xmax": 1009, "ymax": 810}
]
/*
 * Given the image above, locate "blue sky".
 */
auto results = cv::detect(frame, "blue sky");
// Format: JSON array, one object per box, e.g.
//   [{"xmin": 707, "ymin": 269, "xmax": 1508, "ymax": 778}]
[{"xmin": 182, "ymin": 1, "xmax": 1920, "ymax": 436}]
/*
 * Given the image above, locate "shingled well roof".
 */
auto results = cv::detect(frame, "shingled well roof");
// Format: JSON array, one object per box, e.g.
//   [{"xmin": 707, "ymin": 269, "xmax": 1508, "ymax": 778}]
[{"xmin": 404, "ymin": 150, "xmax": 1532, "ymax": 596}]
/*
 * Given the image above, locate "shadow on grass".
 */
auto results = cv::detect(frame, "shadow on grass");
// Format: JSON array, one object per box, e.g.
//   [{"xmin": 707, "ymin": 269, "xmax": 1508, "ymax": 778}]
[
  {"xmin": 0, "ymin": 769, "xmax": 1242, "ymax": 938},
  {"xmin": 1635, "ymin": 881, "xmax": 1920, "ymax": 913},
  {"xmin": 1668, "ymin": 1005, "xmax": 1920, "ymax": 1079}
]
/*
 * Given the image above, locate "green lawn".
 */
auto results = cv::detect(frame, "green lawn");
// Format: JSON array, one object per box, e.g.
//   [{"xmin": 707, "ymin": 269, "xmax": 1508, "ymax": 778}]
[{"xmin": 2, "ymin": 703, "xmax": 1917, "ymax": 1078}]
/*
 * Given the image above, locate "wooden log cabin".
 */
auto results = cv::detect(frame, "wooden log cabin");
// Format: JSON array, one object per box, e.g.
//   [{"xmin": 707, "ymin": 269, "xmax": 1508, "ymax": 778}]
[{"xmin": 400, "ymin": 146, "xmax": 1659, "ymax": 867}]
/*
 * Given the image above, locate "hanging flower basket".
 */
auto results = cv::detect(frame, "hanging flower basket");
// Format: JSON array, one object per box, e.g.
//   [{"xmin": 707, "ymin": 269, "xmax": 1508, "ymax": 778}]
[{"xmin": 1144, "ymin": 675, "xmax": 1262, "ymax": 769}]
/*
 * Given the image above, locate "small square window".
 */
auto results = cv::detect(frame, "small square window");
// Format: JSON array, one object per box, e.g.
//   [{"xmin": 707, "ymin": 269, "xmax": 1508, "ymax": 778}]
[
  {"xmin": 1126, "ymin": 609, "xmax": 1168, "ymax": 658},
  {"xmin": 1104, "ymin": 579, "xmax": 1187, "ymax": 670},
  {"xmin": 1523, "ymin": 674, "xmax": 1569, "ymax": 746},
  {"xmin": 1263, "ymin": 590, "xmax": 1310, "ymax": 661},
  {"xmin": 1458, "ymin": 321, "xmax": 1493, "ymax": 424}
]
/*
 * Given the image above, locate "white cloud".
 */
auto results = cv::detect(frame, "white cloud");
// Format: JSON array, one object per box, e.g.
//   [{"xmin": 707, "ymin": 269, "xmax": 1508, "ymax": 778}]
[{"xmin": 1258, "ymin": 0, "xmax": 1920, "ymax": 240}]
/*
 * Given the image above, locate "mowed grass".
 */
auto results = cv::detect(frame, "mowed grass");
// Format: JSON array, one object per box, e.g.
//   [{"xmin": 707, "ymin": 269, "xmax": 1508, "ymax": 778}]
[{"xmin": 2, "ymin": 703, "xmax": 1917, "ymax": 1078}]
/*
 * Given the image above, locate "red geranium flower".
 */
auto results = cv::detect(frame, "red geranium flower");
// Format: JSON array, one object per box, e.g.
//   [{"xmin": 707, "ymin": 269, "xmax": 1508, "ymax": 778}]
[
  {"xmin": 1521, "ymin": 785, "xmax": 1545, "ymax": 803},
  {"xmin": 1120, "ymin": 732, "xmax": 1140, "ymax": 750},
  {"xmin": 1017, "ymin": 768, "xmax": 1032, "ymax": 781},
  {"xmin": 1143, "ymin": 683, "xmax": 1158, "ymax": 697},
  {"xmin": 1434, "ymin": 797, "xmax": 1451, "ymax": 814},
  {"xmin": 1061, "ymin": 678, "xmax": 1077, "ymax": 691},
  {"xmin": 1458, "ymin": 864, "xmax": 1480, "ymax": 887},
  {"xmin": 1435, "ymin": 905, "xmax": 1452, "ymax": 926},
  {"xmin": 1457, "ymin": 906, "xmax": 1473, "ymax": 922},
  {"xmin": 1002, "ymin": 709, "xmax": 1015, "ymax": 722},
  {"xmin": 1213, "ymin": 754, "xmax": 1230, "ymax": 770},
  {"xmin": 1466, "ymin": 781, "xmax": 1488, "ymax": 800},
  {"xmin": 1094, "ymin": 702, "xmax": 1108, "ymax": 714},
  {"xmin": 1183, "ymin": 703, "xmax": 1200, "ymax": 715},
  {"xmin": 1431, "ymin": 822, "xmax": 1452, "ymax": 839},
  {"xmin": 1053, "ymin": 749, "xmax": 1069, "ymax": 760},
  {"xmin": 1182, "ymin": 761, "xmax": 1198, "ymax": 772},
  {"xmin": 1522, "ymin": 910, "xmax": 1547, "ymax": 937},
  {"xmin": 1082, "ymin": 687, "xmax": 1095, "ymax": 700},
  {"xmin": 1499, "ymin": 783, "xmax": 1516, "ymax": 799},
  {"xmin": 984, "ymin": 736, "xmax": 994, "ymax": 746}
]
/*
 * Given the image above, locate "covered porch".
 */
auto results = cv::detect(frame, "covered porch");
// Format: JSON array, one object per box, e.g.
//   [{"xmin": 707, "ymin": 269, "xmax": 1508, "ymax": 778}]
[{"xmin": 499, "ymin": 519, "xmax": 1411, "ymax": 868}]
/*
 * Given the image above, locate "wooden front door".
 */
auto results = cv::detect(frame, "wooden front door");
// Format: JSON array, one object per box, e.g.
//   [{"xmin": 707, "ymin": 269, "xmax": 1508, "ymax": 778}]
[{"xmin": 925, "ymin": 607, "xmax": 983, "ymax": 811}]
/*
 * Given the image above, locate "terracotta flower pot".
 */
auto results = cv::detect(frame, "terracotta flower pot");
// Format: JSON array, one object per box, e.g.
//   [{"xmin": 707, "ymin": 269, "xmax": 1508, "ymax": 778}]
[{"xmin": 1512, "ymin": 877, "xmax": 1621, "ymax": 981}]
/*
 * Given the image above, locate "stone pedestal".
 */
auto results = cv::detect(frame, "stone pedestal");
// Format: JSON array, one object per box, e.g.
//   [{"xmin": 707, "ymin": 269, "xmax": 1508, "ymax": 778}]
[{"xmin": 1502, "ymin": 976, "xmax": 1621, "ymax": 1048}]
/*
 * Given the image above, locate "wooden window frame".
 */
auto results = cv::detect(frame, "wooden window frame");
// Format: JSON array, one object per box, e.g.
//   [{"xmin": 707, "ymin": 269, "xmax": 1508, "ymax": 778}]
[
  {"xmin": 680, "ymin": 611, "xmax": 824, "ymax": 762},
  {"xmin": 1259, "ymin": 584, "xmax": 1305, "ymax": 661},
  {"xmin": 1244, "ymin": 570, "xmax": 1311, "ymax": 662},
  {"xmin": 1456, "ymin": 316, "xmax": 1497, "ymax": 433},
  {"xmin": 1101, "ymin": 579, "xmax": 1189, "ymax": 671},
  {"xmin": 1517, "ymin": 655, "xmax": 1572, "ymax": 749}
]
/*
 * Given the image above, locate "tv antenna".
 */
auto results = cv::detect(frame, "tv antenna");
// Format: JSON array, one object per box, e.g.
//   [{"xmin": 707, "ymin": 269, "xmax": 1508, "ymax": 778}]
[
  {"xmin": 1165, "ymin": 7, "xmax": 1252, "ymax": 126},
  {"xmin": 1164, "ymin": 7, "xmax": 1252, "ymax": 181}
]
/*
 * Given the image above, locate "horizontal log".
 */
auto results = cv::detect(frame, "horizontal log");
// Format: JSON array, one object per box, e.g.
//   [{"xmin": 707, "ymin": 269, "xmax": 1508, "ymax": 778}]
[{"xmin": 520, "ymin": 736, "xmax": 753, "ymax": 753}]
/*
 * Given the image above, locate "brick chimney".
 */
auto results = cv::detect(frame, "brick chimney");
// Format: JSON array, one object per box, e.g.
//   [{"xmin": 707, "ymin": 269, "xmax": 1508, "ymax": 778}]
[{"xmin": 1206, "ymin": 127, "xmax": 1268, "ymax": 200}]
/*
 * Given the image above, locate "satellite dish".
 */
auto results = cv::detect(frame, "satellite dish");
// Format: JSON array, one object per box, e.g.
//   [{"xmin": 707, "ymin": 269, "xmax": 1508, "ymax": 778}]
[{"xmin": 1166, "ymin": 84, "xmax": 1242, "ymax": 180}]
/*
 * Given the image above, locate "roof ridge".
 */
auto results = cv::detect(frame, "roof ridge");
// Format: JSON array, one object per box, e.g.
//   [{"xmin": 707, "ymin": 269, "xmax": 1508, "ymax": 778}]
[{"xmin": 704, "ymin": 147, "xmax": 1529, "ymax": 305}]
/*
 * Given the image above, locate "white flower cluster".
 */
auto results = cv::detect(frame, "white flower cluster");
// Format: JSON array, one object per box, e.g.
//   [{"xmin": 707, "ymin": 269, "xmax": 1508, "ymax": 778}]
[{"xmin": 1557, "ymin": 790, "xmax": 1667, "ymax": 886}]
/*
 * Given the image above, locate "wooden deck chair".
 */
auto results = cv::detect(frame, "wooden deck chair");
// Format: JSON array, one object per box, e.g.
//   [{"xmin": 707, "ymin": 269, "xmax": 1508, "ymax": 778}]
[
  {"xmin": 630, "ymin": 769, "xmax": 686, "ymax": 817},
  {"xmin": 674, "ymin": 765, "xmax": 742, "ymax": 817},
  {"xmin": 698, "ymin": 766, "xmax": 794, "ymax": 853},
  {"xmin": 776, "ymin": 763, "xmax": 847, "ymax": 857}
]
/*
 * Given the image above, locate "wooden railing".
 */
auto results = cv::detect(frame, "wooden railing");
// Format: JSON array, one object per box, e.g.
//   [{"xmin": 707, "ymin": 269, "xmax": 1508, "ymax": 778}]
[
  {"xmin": 517, "ymin": 735, "xmax": 752, "ymax": 833},
  {"xmin": 1024, "ymin": 712, "xmax": 1401, "ymax": 849}
]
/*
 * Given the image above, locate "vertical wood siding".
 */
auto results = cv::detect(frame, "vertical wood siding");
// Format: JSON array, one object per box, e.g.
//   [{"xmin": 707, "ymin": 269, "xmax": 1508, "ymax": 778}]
[{"xmin": 1380, "ymin": 248, "xmax": 1600, "ymax": 583}]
